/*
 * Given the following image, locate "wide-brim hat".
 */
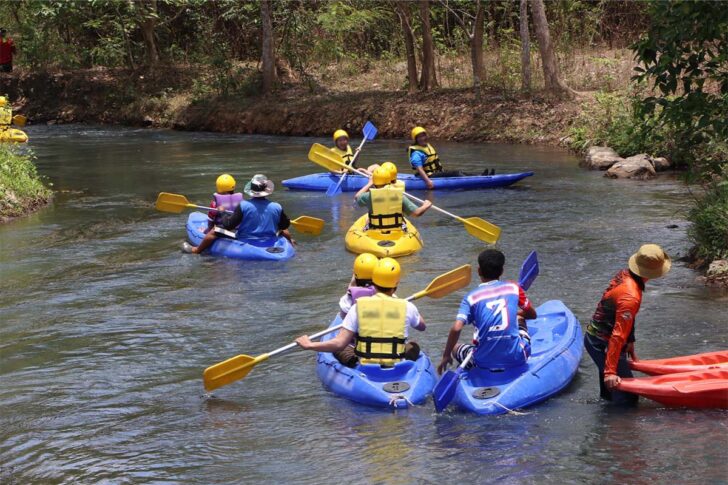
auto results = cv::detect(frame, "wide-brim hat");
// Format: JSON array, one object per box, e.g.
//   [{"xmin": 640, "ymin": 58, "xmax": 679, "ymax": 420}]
[
  {"xmin": 628, "ymin": 244, "xmax": 671, "ymax": 279},
  {"xmin": 244, "ymin": 174, "xmax": 274, "ymax": 198}
]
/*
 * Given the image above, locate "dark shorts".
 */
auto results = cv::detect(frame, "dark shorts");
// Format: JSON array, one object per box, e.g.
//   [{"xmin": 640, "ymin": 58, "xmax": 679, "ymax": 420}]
[
  {"xmin": 584, "ymin": 333, "xmax": 638, "ymax": 405},
  {"xmin": 334, "ymin": 342, "xmax": 421, "ymax": 368},
  {"xmin": 0, "ymin": 63, "xmax": 12, "ymax": 73}
]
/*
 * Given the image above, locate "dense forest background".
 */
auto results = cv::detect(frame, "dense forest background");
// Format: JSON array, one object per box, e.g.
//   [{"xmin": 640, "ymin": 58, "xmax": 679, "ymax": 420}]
[{"xmin": 1, "ymin": 0, "xmax": 726, "ymax": 264}]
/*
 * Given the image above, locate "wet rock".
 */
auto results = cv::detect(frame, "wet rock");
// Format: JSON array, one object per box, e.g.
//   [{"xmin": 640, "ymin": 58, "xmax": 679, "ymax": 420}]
[
  {"xmin": 706, "ymin": 260, "xmax": 728, "ymax": 288},
  {"xmin": 142, "ymin": 115, "xmax": 154, "ymax": 126},
  {"xmin": 650, "ymin": 156, "xmax": 672, "ymax": 172},
  {"xmin": 605, "ymin": 154, "xmax": 656, "ymax": 180},
  {"xmin": 581, "ymin": 146, "xmax": 624, "ymax": 170}
]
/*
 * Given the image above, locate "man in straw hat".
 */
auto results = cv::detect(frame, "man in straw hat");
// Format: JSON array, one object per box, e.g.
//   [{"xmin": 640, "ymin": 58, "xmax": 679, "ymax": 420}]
[
  {"xmin": 184, "ymin": 174, "xmax": 293, "ymax": 254},
  {"xmin": 585, "ymin": 244, "xmax": 672, "ymax": 404}
]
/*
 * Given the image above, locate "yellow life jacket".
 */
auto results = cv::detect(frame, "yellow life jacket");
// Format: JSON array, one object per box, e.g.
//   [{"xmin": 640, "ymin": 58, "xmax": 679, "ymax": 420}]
[
  {"xmin": 408, "ymin": 143, "xmax": 443, "ymax": 176},
  {"xmin": 369, "ymin": 184, "xmax": 404, "ymax": 230},
  {"xmin": 355, "ymin": 293, "xmax": 407, "ymax": 365},
  {"xmin": 392, "ymin": 179, "xmax": 406, "ymax": 190},
  {"xmin": 0, "ymin": 106, "xmax": 11, "ymax": 126},
  {"xmin": 331, "ymin": 145, "xmax": 355, "ymax": 168}
]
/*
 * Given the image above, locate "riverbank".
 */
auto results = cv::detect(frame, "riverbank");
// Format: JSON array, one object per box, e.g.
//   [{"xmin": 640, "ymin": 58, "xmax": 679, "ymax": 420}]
[
  {"xmin": 3, "ymin": 67, "xmax": 581, "ymax": 144},
  {"xmin": 0, "ymin": 146, "xmax": 52, "ymax": 222}
]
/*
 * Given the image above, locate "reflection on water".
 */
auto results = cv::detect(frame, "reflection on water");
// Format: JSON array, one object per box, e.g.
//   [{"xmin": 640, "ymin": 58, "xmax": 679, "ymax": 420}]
[{"xmin": 0, "ymin": 125, "xmax": 725, "ymax": 483}]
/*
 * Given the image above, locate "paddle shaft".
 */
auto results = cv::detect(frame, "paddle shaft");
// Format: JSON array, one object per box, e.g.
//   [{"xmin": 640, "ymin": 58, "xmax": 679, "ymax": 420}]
[{"xmin": 328, "ymin": 134, "xmax": 369, "ymax": 195}]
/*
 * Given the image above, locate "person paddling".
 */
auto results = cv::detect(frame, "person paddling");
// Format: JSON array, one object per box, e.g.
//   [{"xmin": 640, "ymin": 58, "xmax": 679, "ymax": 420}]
[
  {"xmin": 585, "ymin": 244, "xmax": 671, "ymax": 405},
  {"xmin": 409, "ymin": 126, "xmax": 493, "ymax": 189},
  {"xmin": 437, "ymin": 249, "xmax": 537, "ymax": 375},
  {"xmin": 331, "ymin": 128, "xmax": 378, "ymax": 175},
  {"xmin": 354, "ymin": 166, "xmax": 431, "ymax": 231},
  {"xmin": 296, "ymin": 257, "xmax": 426, "ymax": 368},
  {"xmin": 339, "ymin": 253, "xmax": 379, "ymax": 318},
  {"xmin": 183, "ymin": 174, "xmax": 293, "ymax": 254}
]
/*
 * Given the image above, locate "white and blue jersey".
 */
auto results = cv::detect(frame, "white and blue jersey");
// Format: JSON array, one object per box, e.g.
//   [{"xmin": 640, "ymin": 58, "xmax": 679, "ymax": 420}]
[{"xmin": 456, "ymin": 280, "xmax": 534, "ymax": 368}]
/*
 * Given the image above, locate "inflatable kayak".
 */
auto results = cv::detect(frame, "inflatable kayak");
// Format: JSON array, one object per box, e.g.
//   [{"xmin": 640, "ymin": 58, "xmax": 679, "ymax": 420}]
[
  {"xmin": 449, "ymin": 300, "xmax": 583, "ymax": 415},
  {"xmin": 316, "ymin": 316, "xmax": 437, "ymax": 408},
  {"xmin": 618, "ymin": 369, "xmax": 728, "ymax": 409},
  {"xmin": 282, "ymin": 171, "xmax": 534, "ymax": 192},
  {"xmin": 344, "ymin": 214, "xmax": 423, "ymax": 258},
  {"xmin": 630, "ymin": 350, "xmax": 728, "ymax": 376},
  {"xmin": 186, "ymin": 212, "xmax": 295, "ymax": 261},
  {"xmin": 0, "ymin": 127, "xmax": 28, "ymax": 143}
]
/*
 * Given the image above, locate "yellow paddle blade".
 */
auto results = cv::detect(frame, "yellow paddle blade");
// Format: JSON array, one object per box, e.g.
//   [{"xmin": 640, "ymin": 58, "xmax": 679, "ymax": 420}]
[
  {"xmin": 308, "ymin": 143, "xmax": 350, "ymax": 172},
  {"xmin": 409, "ymin": 264, "xmax": 472, "ymax": 300},
  {"xmin": 155, "ymin": 192, "xmax": 194, "ymax": 214},
  {"xmin": 203, "ymin": 353, "xmax": 271, "ymax": 391},
  {"xmin": 461, "ymin": 217, "xmax": 501, "ymax": 244},
  {"xmin": 291, "ymin": 216, "xmax": 325, "ymax": 235},
  {"xmin": 12, "ymin": 115, "xmax": 27, "ymax": 127}
]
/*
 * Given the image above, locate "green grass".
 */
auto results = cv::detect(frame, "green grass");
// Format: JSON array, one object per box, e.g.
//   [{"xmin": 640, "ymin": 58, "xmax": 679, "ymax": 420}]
[{"xmin": 0, "ymin": 145, "xmax": 52, "ymax": 220}]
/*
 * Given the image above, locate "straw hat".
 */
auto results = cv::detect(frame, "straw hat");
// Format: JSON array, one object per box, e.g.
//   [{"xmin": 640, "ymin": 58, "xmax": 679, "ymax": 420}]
[
  {"xmin": 244, "ymin": 174, "xmax": 274, "ymax": 198},
  {"xmin": 628, "ymin": 244, "xmax": 671, "ymax": 279}
]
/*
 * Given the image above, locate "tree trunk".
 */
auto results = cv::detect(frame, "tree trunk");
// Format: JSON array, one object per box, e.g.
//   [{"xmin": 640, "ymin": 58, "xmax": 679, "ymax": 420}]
[
  {"xmin": 260, "ymin": 0, "xmax": 277, "ymax": 94},
  {"xmin": 395, "ymin": 1, "xmax": 418, "ymax": 94},
  {"xmin": 418, "ymin": 0, "xmax": 438, "ymax": 91},
  {"xmin": 136, "ymin": 0, "xmax": 159, "ymax": 67},
  {"xmin": 519, "ymin": 0, "xmax": 531, "ymax": 92},
  {"xmin": 529, "ymin": 0, "xmax": 574, "ymax": 98},
  {"xmin": 470, "ymin": 1, "xmax": 485, "ymax": 88}
]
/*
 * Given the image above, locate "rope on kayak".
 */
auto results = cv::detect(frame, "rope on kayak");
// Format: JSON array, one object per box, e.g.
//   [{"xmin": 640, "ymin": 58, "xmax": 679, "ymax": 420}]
[
  {"xmin": 389, "ymin": 395, "xmax": 414, "ymax": 407},
  {"xmin": 494, "ymin": 402, "xmax": 528, "ymax": 415}
]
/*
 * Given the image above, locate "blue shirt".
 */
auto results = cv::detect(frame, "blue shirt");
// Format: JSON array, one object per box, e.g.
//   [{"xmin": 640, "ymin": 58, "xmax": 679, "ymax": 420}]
[
  {"xmin": 457, "ymin": 280, "xmax": 532, "ymax": 368},
  {"xmin": 236, "ymin": 199, "xmax": 282, "ymax": 240},
  {"xmin": 409, "ymin": 150, "xmax": 427, "ymax": 169}
]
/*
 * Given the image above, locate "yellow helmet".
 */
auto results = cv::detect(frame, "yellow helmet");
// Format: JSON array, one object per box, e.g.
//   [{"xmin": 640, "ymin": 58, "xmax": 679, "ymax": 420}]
[
  {"xmin": 372, "ymin": 257, "xmax": 401, "ymax": 289},
  {"xmin": 333, "ymin": 129, "xmax": 349, "ymax": 143},
  {"xmin": 411, "ymin": 126, "xmax": 427, "ymax": 141},
  {"xmin": 353, "ymin": 253, "xmax": 379, "ymax": 281},
  {"xmin": 0, "ymin": 96, "xmax": 6, "ymax": 107},
  {"xmin": 216, "ymin": 173, "xmax": 236, "ymax": 193},
  {"xmin": 381, "ymin": 161, "xmax": 398, "ymax": 182},
  {"xmin": 372, "ymin": 166, "xmax": 391, "ymax": 186}
]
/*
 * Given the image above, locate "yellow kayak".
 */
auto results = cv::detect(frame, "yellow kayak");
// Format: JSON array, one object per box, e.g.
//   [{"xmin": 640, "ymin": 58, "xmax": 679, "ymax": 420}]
[
  {"xmin": 0, "ymin": 127, "xmax": 28, "ymax": 143},
  {"xmin": 345, "ymin": 214, "xmax": 423, "ymax": 258}
]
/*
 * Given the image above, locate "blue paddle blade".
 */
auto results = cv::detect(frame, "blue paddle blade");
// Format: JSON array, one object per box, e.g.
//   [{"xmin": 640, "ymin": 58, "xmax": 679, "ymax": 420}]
[
  {"xmin": 325, "ymin": 175, "xmax": 344, "ymax": 197},
  {"xmin": 363, "ymin": 121, "xmax": 378, "ymax": 141},
  {"xmin": 433, "ymin": 369, "xmax": 461, "ymax": 413},
  {"xmin": 518, "ymin": 251, "xmax": 539, "ymax": 290}
]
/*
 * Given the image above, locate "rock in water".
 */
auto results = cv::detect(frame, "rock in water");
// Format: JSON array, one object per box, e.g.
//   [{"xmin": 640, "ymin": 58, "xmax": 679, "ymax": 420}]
[
  {"xmin": 706, "ymin": 260, "xmax": 728, "ymax": 288},
  {"xmin": 605, "ymin": 154, "xmax": 657, "ymax": 180},
  {"xmin": 581, "ymin": 146, "xmax": 624, "ymax": 170},
  {"xmin": 649, "ymin": 156, "xmax": 672, "ymax": 171}
]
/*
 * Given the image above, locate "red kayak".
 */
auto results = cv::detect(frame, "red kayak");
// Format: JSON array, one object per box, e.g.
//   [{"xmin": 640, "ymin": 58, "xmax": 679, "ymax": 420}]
[
  {"xmin": 618, "ymin": 369, "xmax": 728, "ymax": 409},
  {"xmin": 630, "ymin": 350, "xmax": 728, "ymax": 375}
]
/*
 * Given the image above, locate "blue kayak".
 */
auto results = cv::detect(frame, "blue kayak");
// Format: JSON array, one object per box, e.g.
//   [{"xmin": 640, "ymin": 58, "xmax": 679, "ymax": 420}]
[
  {"xmin": 449, "ymin": 300, "xmax": 583, "ymax": 415},
  {"xmin": 282, "ymin": 171, "xmax": 534, "ymax": 192},
  {"xmin": 185, "ymin": 212, "xmax": 295, "ymax": 261},
  {"xmin": 316, "ymin": 316, "xmax": 437, "ymax": 408}
]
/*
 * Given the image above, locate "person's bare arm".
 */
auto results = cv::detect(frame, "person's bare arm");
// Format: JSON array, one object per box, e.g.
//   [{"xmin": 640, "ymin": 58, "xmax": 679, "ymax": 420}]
[
  {"xmin": 437, "ymin": 320, "xmax": 465, "ymax": 374},
  {"xmin": 416, "ymin": 166, "xmax": 434, "ymax": 189},
  {"xmin": 353, "ymin": 180, "xmax": 373, "ymax": 200},
  {"xmin": 410, "ymin": 200, "xmax": 432, "ymax": 218},
  {"xmin": 296, "ymin": 328, "xmax": 355, "ymax": 353}
]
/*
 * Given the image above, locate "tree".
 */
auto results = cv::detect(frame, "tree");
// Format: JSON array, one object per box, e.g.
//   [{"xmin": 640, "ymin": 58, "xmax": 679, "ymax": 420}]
[
  {"xmin": 395, "ymin": 1, "xmax": 419, "ymax": 93},
  {"xmin": 260, "ymin": 0, "xmax": 277, "ymax": 93},
  {"xmin": 441, "ymin": 0, "xmax": 485, "ymax": 88},
  {"xmin": 519, "ymin": 0, "xmax": 531, "ymax": 92},
  {"xmin": 418, "ymin": 0, "xmax": 438, "ymax": 91},
  {"xmin": 530, "ymin": 0, "xmax": 574, "ymax": 98},
  {"xmin": 130, "ymin": 0, "xmax": 160, "ymax": 67}
]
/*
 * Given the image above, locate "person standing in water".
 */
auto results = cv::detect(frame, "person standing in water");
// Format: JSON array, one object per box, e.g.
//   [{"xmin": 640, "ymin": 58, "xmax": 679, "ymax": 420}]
[{"xmin": 0, "ymin": 28, "xmax": 16, "ymax": 73}]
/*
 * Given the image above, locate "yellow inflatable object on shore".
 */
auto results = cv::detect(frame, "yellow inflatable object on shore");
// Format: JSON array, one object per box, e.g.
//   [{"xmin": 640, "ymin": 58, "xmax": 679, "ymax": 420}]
[
  {"xmin": 345, "ymin": 213, "xmax": 423, "ymax": 258},
  {"xmin": 0, "ymin": 127, "xmax": 28, "ymax": 143}
]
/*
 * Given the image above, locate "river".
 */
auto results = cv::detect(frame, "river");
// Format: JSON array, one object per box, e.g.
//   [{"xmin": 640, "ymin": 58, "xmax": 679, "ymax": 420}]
[{"xmin": 1, "ymin": 125, "xmax": 726, "ymax": 484}]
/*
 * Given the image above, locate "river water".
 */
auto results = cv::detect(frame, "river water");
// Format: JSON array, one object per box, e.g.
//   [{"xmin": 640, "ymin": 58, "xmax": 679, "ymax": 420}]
[{"xmin": 1, "ymin": 125, "xmax": 726, "ymax": 484}]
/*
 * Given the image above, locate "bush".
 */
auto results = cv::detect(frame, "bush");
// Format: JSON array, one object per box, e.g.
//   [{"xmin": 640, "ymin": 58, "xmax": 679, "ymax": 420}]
[
  {"xmin": 689, "ymin": 169, "xmax": 728, "ymax": 262},
  {"xmin": 0, "ymin": 146, "xmax": 52, "ymax": 219}
]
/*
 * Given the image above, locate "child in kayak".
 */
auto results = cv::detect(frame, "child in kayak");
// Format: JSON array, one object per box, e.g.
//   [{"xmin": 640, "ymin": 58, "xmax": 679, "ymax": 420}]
[
  {"xmin": 353, "ymin": 166, "xmax": 431, "ymax": 231},
  {"xmin": 437, "ymin": 249, "xmax": 537, "ymax": 375},
  {"xmin": 339, "ymin": 253, "xmax": 379, "ymax": 318},
  {"xmin": 409, "ymin": 126, "xmax": 494, "ymax": 189},
  {"xmin": 181, "ymin": 174, "xmax": 243, "ymax": 253},
  {"xmin": 297, "ymin": 258, "xmax": 426, "ymax": 368},
  {"xmin": 331, "ymin": 129, "xmax": 378, "ymax": 174}
]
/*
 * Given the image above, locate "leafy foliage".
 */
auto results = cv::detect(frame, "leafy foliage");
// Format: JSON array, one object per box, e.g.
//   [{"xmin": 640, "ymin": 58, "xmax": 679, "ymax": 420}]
[{"xmin": 0, "ymin": 146, "xmax": 52, "ymax": 219}]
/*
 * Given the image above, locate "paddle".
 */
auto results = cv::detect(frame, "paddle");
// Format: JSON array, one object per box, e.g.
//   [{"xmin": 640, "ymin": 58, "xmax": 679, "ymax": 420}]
[
  {"xmin": 11, "ymin": 114, "xmax": 27, "ymax": 127},
  {"xmin": 308, "ymin": 143, "xmax": 501, "ymax": 244},
  {"xmin": 155, "ymin": 192, "xmax": 325, "ymax": 235},
  {"xmin": 326, "ymin": 121, "xmax": 378, "ymax": 197},
  {"xmin": 202, "ymin": 263, "xmax": 473, "ymax": 392},
  {"xmin": 432, "ymin": 251, "xmax": 539, "ymax": 412}
]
